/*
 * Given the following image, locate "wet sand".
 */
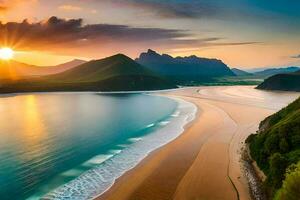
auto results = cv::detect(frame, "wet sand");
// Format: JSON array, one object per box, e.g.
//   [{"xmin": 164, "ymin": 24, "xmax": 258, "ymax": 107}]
[{"xmin": 96, "ymin": 86, "xmax": 299, "ymax": 200}]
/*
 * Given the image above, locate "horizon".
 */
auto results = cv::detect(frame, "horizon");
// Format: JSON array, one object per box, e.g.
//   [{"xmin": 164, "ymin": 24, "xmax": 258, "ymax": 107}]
[
  {"xmin": 4, "ymin": 49, "xmax": 300, "ymax": 70},
  {"xmin": 0, "ymin": 1, "xmax": 300, "ymax": 68}
]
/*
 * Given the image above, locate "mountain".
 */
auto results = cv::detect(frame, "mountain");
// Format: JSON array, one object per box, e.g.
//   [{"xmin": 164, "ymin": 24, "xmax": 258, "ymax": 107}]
[
  {"xmin": 231, "ymin": 68, "xmax": 253, "ymax": 76},
  {"xmin": 136, "ymin": 49, "xmax": 235, "ymax": 84},
  {"xmin": 0, "ymin": 59, "xmax": 86, "ymax": 80},
  {"xmin": 0, "ymin": 54, "xmax": 176, "ymax": 93},
  {"xmin": 256, "ymin": 70, "xmax": 300, "ymax": 92},
  {"xmin": 246, "ymin": 97, "xmax": 300, "ymax": 198},
  {"xmin": 253, "ymin": 67, "xmax": 300, "ymax": 77},
  {"xmin": 246, "ymin": 67, "xmax": 272, "ymax": 73},
  {"xmin": 47, "ymin": 59, "xmax": 86, "ymax": 74},
  {"xmin": 246, "ymin": 66, "xmax": 300, "ymax": 74}
]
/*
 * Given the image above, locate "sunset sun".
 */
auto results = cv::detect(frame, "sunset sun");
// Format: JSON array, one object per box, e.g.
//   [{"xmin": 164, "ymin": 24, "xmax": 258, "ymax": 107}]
[{"xmin": 0, "ymin": 47, "xmax": 14, "ymax": 60}]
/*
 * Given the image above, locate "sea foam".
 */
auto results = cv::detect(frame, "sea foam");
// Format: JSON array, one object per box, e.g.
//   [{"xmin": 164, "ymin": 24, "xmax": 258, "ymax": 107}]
[{"xmin": 41, "ymin": 96, "xmax": 197, "ymax": 200}]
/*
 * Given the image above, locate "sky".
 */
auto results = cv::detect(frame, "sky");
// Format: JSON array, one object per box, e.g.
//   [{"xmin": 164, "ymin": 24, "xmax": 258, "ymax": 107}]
[{"xmin": 0, "ymin": 0, "xmax": 300, "ymax": 68}]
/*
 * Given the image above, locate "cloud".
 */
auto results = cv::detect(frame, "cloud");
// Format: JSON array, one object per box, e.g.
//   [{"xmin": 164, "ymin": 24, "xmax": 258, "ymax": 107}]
[
  {"xmin": 0, "ymin": 0, "xmax": 37, "ymax": 12},
  {"xmin": 291, "ymin": 54, "xmax": 300, "ymax": 59},
  {"xmin": 108, "ymin": 0, "xmax": 216, "ymax": 19},
  {"xmin": 58, "ymin": 4, "xmax": 82, "ymax": 11},
  {"xmin": 0, "ymin": 16, "xmax": 259, "ymax": 57},
  {"xmin": 0, "ymin": 6, "xmax": 7, "ymax": 11},
  {"xmin": 103, "ymin": 0, "xmax": 285, "ymax": 24},
  {"xmin": 90, "ymin": 9, "xmax": 98, "ymax": 14},
  {"xmin": 0, "ymin": 16, "xmax": 187, "ymax": 52},
  {"xmin": 210, "ymin": 42, "xmax": 262, "ymax": 46},
  {"xmin": 0, "ymin": 0, "xmax": 12, "ymax": 12}
]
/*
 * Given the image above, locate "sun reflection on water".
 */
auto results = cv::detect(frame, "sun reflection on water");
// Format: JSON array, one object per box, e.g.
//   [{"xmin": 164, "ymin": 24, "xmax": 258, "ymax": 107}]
[{"xmin": 20, "ymin": 95, "xmax": 47, "ymax": 155}]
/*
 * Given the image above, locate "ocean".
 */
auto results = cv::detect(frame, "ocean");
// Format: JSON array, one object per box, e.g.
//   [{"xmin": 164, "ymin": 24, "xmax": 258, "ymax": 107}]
[{"xmin": 0, "ymin": 92, "xmax": 196, "ymax": 200}]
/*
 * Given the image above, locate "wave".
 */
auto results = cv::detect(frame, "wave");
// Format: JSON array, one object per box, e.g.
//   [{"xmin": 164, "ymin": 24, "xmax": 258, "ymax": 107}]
[
  {"xmin": 145, "ymin": 123, "xmax": 155, "ymax": 128},
  {"xmin": 41, "ymin": 96, "xmax": 197, "ymax": 200}
]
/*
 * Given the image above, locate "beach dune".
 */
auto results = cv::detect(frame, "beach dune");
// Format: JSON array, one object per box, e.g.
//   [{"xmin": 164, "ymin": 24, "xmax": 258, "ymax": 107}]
[{"xmin": 96, "ymin": 86, "xmax": 299, "ymax": 200}]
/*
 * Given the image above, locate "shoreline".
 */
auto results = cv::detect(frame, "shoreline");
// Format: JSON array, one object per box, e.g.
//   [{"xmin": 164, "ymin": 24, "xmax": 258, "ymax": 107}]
[
  {"xmin": 96, "ymin": 93, "xmax": 242, "ymax": 200},
  {"xmin": 0, "ymin": 88, "xmax": 182, "ymax": 98},
  {"xmin": 41, "ymin": 95, "xmax": 198, "ymax": 200},
  {"xmin": 15, "ymin": 86, "xmax": 298, "ymax": 200},
  {"xmin": 241, "ymin": 145, "xmax": 267, "ymax": 200},
  {"xmin": 95, "ymin": 86, "xmax": 297, "ymax": 200}
]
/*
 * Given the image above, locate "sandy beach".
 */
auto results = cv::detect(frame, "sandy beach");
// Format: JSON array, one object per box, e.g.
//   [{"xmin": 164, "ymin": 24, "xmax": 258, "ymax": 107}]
[{"xmin": 96, "ymin": 86, "xmax": 299, "ymax": 200}]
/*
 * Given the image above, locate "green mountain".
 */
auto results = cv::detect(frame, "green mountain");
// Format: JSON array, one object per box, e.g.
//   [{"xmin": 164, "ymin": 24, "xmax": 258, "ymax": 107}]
[
  {"xmin": 231, "ymin": 68, "xmax": 253, "ymax": 76},
  {"xmin": 246, "ymin": 97, "xmax": 300, "ymax": 198},
  {"xmin": 0, "ymin": 54, "xmax": 176, "ymax": 93},
  {"xmin": 136, "ymin": 49, "xmax": 235, "ymax": 85},
  {"xmin": 256, "ymin": 70, "xmax": 300, "ymax": 92}
]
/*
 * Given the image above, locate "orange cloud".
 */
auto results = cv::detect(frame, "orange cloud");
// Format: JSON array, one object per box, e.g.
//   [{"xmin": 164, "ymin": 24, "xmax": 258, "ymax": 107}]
[
  {"xmin": 0, "ymin": 0, "xmax": 37, "ymax": 14},
  {"xmin": 58, "ymin": 4, "xmax": 82, "ymax": 11},
  {"xmin": 0, "ymin": 16, "xmax": 188, "ymax": 55},
  {"xmin": 0, "ymin": 6, "xmax": 7, "ymax": 12},
  {"xmin": 0, "ymin": 0, "xmax": 36, "ymax": 8},
  {"xmin": 0, "ymin": 16, "xmax": 260, "ymax": 61}
]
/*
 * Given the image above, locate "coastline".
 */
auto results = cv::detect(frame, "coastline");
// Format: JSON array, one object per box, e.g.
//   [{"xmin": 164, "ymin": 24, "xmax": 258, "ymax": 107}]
[
  {"xmin": 242, "ymin": 145, "xmax": 267, "ymax": 200},
  {"xmin": 0, "ymin": 88, "xmax": 182, "ymax": 98},
  {"xmin": 41, "ymin": 94, "xmax": 197, "ymax": 200},
  {"xmin": 95, "ymin": 86, "xmax": 298, "ymax": 200},
  {"xmin": 6, "ymin": 86, "xmax": 296, "ymax": 200}
]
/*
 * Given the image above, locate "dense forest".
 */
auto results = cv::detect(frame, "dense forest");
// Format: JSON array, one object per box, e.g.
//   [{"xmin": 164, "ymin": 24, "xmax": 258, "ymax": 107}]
[
  {"xmin": 246, "ymin": 97, "xmax": 300, "ymax": 199},
  {"xmin": 256, "ymin": 70, "xmax": 300, "ymax": 92}
]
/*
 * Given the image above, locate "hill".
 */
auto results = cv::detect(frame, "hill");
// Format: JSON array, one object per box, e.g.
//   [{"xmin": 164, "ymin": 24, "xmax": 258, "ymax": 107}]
[
  {"xmin": 256, "ymin": 70, "xmax": 300, "ymax": 92},
  {"xmin": 0, "ymin": 54, "xmax": 176, "ymax": 93},
  {"xmin": 47, "ymin": 59, "xmax": 86, "ymax": 74},
  {"xmin": 253, "ymin": 67, "xmax": 300, "ymax": 77},
  {"xmin": 246, "ymin": 97, "xmax": 300, "ymax": 198},
  {"xmin": 136, "ymin": 49, "xmax": 235, "ymax": 84},
  {"xmin": 0, "ymin": 59, "xmax": 86, "ymax": 80},
  {"xmin": 231, "ymin": 68, "xmax": 253, "ymax": 76}
]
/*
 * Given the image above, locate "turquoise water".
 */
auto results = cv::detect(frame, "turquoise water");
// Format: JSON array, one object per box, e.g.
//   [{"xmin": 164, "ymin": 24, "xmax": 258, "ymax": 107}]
[{"xmin": 0, "ymin": 93, "xmax": 177, "ymax": 200}]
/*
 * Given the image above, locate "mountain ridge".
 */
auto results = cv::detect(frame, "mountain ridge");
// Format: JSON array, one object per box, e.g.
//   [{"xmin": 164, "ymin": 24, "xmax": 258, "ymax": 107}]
[
  {"xmin": 136, "ymin": 49, "xmax": 235, "ymax": 84},
  {"xmin": 0, "ymin": 54, "xmax": 176, "ymax": 93},
  {"xmin": 231, "ymin": 68, "xmax": 253, "ymax": 76},
  {"xmin": 253, "ymin": 67, "xmax": 300, "ymax": 77}
]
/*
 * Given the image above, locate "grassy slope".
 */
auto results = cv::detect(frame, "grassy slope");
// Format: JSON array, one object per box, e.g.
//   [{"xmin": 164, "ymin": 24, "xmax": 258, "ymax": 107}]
[{"xmin": 246, "ymin": 97, "xmax": 300, "ymax": 198}]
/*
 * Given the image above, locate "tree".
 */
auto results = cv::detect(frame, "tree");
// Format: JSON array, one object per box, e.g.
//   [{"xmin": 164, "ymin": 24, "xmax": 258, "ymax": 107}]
[
  {"xmin": 268, "ymin": 153, "xmax": 288, "ymax": 188},
  {"xmin": 274, "ymin": 162, "xmax": 300, "ymax": 200}
]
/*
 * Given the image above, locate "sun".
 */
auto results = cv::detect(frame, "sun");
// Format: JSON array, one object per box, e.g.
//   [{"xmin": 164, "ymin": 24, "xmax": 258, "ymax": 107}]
[{"xmin": 0, "ymin": 47, "xmax": 14, "ymax": 60}]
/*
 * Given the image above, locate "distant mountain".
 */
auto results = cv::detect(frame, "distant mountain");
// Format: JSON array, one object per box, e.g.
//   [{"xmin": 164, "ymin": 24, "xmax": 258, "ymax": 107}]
[
  {"xmin": 48, "ymin": 59, "xmax": 86, "ymax": 74},
  {"xmin": 0, "ymin": 59, "xmax": 86, "ymax": 80},
  {"xmin": 246, "ymin": 67, "xmax": 273, "ymax": 73},
  {"xmin": 231, "ymin": 68, "xmax": 253, "ymax": 76},
  {"xmin": 253, "ymin": 67, "xmax": 300, "ymax": 77},
  {"xmin": 136, "ymin": 49, "xmax": 235, "ymax": 84},
  {"xmin": 256, "ymin": 70, "xmax": 300, "ymax": 92},
  {"xmin": 0, "ymin": 54, "xmax": 176, "ymax": 93}
]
